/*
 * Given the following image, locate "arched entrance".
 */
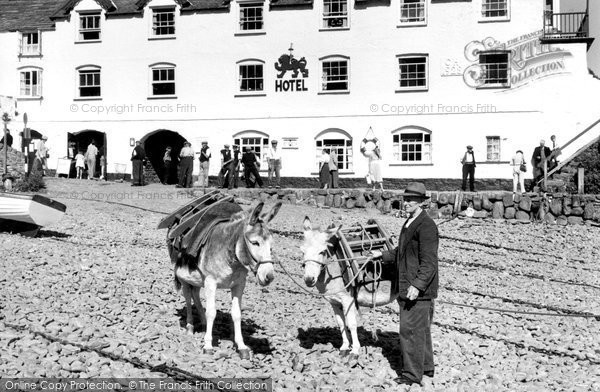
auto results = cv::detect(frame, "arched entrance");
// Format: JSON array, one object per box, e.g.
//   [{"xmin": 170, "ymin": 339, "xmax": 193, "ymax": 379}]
[
  {"xmin": 21, "ymin": 129, "xmax": 45, "ymax": 174},
  {"xmin": 141, "ymin": 130, "xmax": 187, "ymax": 184},
  {"xmin": 68, "ymin": 130, "xmax": 106, "ymax": 179}
]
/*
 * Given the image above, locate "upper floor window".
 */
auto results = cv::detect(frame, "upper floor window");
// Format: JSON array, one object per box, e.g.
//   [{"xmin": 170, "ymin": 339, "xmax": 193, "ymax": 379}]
[
  {"xmin": 478, "ymin": 51, "xmax": 510, "ymax": 88},
  {"xmin": 78, "ymin": 12, "xmax": 101, "ymax": 41},
  {"xmin": 20, "ymin": 32, "xmax": 41, "ymax": 56},
  {"xmin": 315, "ymin": 129, "xmax": 353, "ymax": 172},
  {"xmin": 486, "ymin": 136, "xmax": 501, "ymax": 161},
  {"xmin": 481, "ymin": 0, "xmax": 509, "ymax": 20},
  {"xmin": 239, "ymin": 2, "xmax": 264, "ymax": 32},
  {"xmin": 19, "ymin": 68, "xmax": 42, "ymax": 98},
  {"xmin": 152, "ymin": 7, "xmax": 176, "ymax": 37},
  {"xmin": 399, "ymin": 0, "xmax": 426, "ymax": 25},
  {"xmin": 238, "ymin": 60, "xmax": 264, "ymax": 94},
  {"xmin": 392, "ymin": 128, "xmax": 432, "ymax": 163},
  {"xmin": 323, "ymin": 0, "xmax": 348, "ymax": 29},
  {"xmin": 150, "ymin": 64, "xmax": 176, "ymax": 97},
  {"xmin": 77, "ymin": 66, "xmax": 101, "ymax": 98},
  {"xmin": 321, "ymin": 56, "xmax": 349, "ymax": 93},
  {"xmin": 397, "ymin": 55, "xmax": 428, "ymax": 91}
]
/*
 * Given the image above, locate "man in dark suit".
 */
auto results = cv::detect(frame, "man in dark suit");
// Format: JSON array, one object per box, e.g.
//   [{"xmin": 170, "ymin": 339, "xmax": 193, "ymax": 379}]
[
  {"xmin": 241, "ymin": 147, "xmax": 263, "ymax": 188},
  {"xmin": 531, "ymin": 139, "xmax": 552, "ymax": 191},
  {"xmin": 372, "ymin": 182, "xmax": 439, "ymax": 386}
]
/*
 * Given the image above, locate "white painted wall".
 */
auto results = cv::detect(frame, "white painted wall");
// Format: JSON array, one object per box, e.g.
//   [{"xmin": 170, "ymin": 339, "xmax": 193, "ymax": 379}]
[{"xmin": 1, "ymin": 0, "xmax": 599, "ymax": 180}]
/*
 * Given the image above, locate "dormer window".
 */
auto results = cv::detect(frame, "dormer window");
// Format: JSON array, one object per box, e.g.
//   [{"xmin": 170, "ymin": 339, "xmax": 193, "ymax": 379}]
[
  {"xmin": 322, "ymin": 0, "xmax": 348, "ymax": 29},
  {"xmin": 152, "ymin": 7, "xmax": 176, "ymax": 37},
  {"xmin": 20, "ymin": 32, "xmax": 41, "ymax": 56},
  {"xmin": 239, "ymin": 2, "xmax": 264, "ymax": 32},
  {"xmin": 78, "ymin": 12, "xmax": 101, "ymax": 41}
]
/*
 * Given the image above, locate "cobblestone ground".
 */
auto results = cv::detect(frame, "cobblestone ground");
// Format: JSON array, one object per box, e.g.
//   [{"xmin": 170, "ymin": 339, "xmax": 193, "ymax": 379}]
[{"xmin": 1, "ymin": 178, "xmax": 599, "ymax": 392}]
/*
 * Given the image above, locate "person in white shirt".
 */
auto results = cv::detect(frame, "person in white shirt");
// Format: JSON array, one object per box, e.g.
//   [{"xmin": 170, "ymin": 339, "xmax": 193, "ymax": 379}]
[
  {"xmin": 85, "ymin": 140, "xmax": 99, "ymax": 180},
  {"xmin": 460, "ymin": 145, "xmax": 476, "ymax": 192},
  {"xmin": 511, "ymin": 150, "xmax": 526, "ymax": 194},
  {"xmin": 266, "ymin": 140, "xmax": 282, "ymax": 188},
  {"xmin": 318, "ymin": 149, "xmax": 330, "ymax": 189}
]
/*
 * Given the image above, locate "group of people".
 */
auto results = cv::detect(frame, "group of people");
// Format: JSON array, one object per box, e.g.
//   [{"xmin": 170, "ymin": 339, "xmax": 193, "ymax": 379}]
[
  {"xmin": 318, "ymin": 148, "xmax": 339, "ymax": 189},
  {"xmin": 460, "ymin": 136, "xmax": 560, "ymax": 194}
]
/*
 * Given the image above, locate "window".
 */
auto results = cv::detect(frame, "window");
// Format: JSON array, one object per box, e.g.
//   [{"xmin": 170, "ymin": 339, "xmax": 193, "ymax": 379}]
[
  {"xmin": 238, "ymin": 61, "xmax": 264, "ymax": 93},
  {"xmin": 487, "ymin": 136, "xmax": 501, "ymax": 161},
  {"xmin": 20, "ymin": 32, "xmax": 41, "ymax": 56},
  {"xmin": 479, "ymin": 51, "xmax": 510, "ymax": 88},
  {"xmin": 239, "ymin": 2, "xmax": 264, "ymax": 31},
  {"xmin": 152, "ymin": 8, "xmax": 175, "ymax": 36},
  {"xmin": 481, "ymin": 0, "xmax": 509, "ymax": 19},
  {"xmin": 323, "ymin": 0, "xmax": 348, "ymax": 29},
  {"xmin": 315, "ymin": 130, "xmax": 353, "ymax": 171},
  {"xmin": 392, "ymin": 129, "xmax": 432, "ymax": 163},
  {"xmin": 79, "ymin": 12, "xmax": 101, "ymax": 41},
  {"xmin": 77, "ymin": 67, "xmax": 101, "ymax": 98},
  {"xmin": 234, "ymin": 134, "xmax": 270, "ymax": 166},
  {"xmin": 397, "ymin": 55, "xmax": 428, "ymax": 91},
  {"xmin": 399, "ymin": 0, "xmax": 426, "ymax": 25},
  {"xmin": 321, "ymin": 57, "xmax": 349, "ymax": 92},
  {"xmin": 150, "ymin": 65, "xmax": 176, "ymax": 96},
  {"xmin": 19, "ymin": 68, "xmax": 42, "ymax": 97}
]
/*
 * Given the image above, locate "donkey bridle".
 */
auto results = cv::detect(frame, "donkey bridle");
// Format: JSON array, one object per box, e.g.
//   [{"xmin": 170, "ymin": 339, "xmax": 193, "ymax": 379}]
[{"xmin": 243, "ymin": 234, "xmax": 274, "ymax": 275}]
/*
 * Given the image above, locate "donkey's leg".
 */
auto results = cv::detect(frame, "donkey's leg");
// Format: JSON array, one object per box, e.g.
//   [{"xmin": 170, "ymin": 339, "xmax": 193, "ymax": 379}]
[
  {"xmin": 203, "ymin": 277, "xmax": 218, "ymax": 352},
  {"xmin": 343, "ymin": 300, "xmax": 361, "ymax": 357},
  {"xmin": 331, "ymin": 303, "xmax": 351, "ymax": 355},
  {"xmin": 181, "ymin": 283, "xmax": 195, "ymax": 335},
  {"xmin": 231, "ymin": 281, "xmax": 250, "ymax": 359},
  {"xmin": 190, "ymin": 286, "xmax": 205, "ymax": 327}
]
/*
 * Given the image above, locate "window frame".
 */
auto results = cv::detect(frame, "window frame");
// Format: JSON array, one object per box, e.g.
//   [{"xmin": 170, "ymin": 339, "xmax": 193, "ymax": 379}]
[
  {"xmin": 398, "ymin": 0, "xmax": 427, "ymax": 27},
  {"xmin": 314, "ymin": 129, "xmax": 354, "ymax": 173},
  {"xmin": 77, "ymin": 11, "xmax": 102, "ymax": 42},
  {"xmin": 75, "ymin": 65, "xmax": 102, "ymax": 100},
  {"xmin": 480, "ymin": 0, "xmax": 510, "ymax": 22},
  {"xmin": 150, "ymin": 6, "xmax": 177, "ymax": 39},
  {"xmin": 233, "ymin": 131, "xmax": 270, "ymax": 169},
  {"xmin": 236, "ymin": 59, "xmax": 266, "ymax": 97},
  {"xmin": 321, "ymin": 0, "xmax": 349, "ymax": 31},
  {"xmin": 391, "ymin": 127, "xmax": 433, "ymax": 165},
  {"xmin": 237, "ymin": 0, "xmax": 265, "ymax": 34},
  {"xmin": 149, "ymin": 63, "xmax": 177, "ymax": 99},
  {"xmin": 19, "ymin": 31, "xmax": 42, "ymax": 56},
  {"xmin": 18, "ymin": 67, "xmax": 43, "ymax": 99},
  {"xmin": 396, "ymin": 54, "xmax": 429, "ymax": 92},
  {"xmin": 477, "ymin": 50, "xmax": 511, "ymax": 89},
  {"xmin": 486, "ymin": 136, "xmax": 501, "ymax": 162},
  {"xmin": 319, "ymin": 55, "xmax": 350, "ymax": 94}
]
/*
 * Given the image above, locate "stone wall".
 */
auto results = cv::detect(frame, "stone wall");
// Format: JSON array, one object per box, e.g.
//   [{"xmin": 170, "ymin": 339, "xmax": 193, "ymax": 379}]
[
  {"xmin": 0, "ymin": 147, "xmax": 26, "ymax": 181},
  {"xmin": 223, "ymin": 188, "xmax": 600, "ymax": 226}
]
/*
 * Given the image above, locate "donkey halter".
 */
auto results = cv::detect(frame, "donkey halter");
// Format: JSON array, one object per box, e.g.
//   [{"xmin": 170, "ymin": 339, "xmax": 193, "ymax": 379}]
[{"xmin": 244, "ymin": 233, "xmax": 274, "ymax": 275}]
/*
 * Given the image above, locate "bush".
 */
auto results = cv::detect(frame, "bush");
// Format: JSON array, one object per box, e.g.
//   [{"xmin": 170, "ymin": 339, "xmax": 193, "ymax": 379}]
[{"xmin": 13, "ymin": 172, "xmax": 47, "ymax": 193}]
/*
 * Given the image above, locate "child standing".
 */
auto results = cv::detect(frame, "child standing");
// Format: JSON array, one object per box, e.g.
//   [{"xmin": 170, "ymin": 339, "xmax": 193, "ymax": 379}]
[{"xmin": 75, "ymin": 150, "xmax": 85, "ymax": 179}]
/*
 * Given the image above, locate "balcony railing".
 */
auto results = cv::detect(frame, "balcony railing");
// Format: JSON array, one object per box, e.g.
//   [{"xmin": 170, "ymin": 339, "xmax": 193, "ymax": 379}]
[{"xmin": 543, "ymin": 11, "xmax": 589, "ymax": 40}]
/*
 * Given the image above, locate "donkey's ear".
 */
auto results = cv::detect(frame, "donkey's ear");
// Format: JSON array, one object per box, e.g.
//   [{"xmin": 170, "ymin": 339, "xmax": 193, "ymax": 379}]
[
  {"xmin": 303, "ymin": 216, "xmax": 312, "ymax": 231},
  {"xmin": 261, "ymin": 202, "xmax": 282, "ymax": 224},
  {"xmin": 248, "ymin": 202, "xmax": 265, "ymax": 226}
]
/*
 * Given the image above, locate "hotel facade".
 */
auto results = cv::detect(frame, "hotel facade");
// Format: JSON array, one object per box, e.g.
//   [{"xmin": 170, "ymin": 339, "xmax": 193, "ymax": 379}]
[{"xmin": 0, "ymin": 0, "xmax": 598, "ymax": 181}]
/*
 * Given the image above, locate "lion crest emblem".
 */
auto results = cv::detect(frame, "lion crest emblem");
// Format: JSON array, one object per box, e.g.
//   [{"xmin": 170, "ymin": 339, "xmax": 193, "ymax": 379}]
[{"xmin": 275, "ymin": 54, "xmax": 309, "ymax": 79}]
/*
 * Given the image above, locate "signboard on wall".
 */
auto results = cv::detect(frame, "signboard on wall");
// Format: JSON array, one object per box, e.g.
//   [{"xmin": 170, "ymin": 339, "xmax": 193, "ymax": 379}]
[
  {"xmin": 282, "ymin": 137, "xmax": 298, "ymax": 149},
  {"xmin": 274, "ymin": 44, "xmax": 309, "ymax": 92}
]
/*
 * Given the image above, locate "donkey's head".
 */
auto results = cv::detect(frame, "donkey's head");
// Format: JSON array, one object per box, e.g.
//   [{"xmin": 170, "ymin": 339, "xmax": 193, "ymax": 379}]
[
  {"xmin": 240, "ymin": 201, "xmax": 282, "ymax": 286},
  {"xmin": 301, "ymin": 216, "xmax": 340, "ymax": 287}
]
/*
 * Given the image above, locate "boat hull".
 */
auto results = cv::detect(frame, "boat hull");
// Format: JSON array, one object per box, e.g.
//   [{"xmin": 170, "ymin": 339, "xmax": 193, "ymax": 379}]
[{"xmin": 0, "ymin": 193, "xmax": 66, "ymax": 227}]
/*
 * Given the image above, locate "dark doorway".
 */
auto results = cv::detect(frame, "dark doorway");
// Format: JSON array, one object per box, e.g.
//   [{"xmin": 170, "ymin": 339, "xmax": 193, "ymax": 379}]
[
  {"xmin": 67, "ymin": 130, "xmax": 106, "ymax": 179},
  {"xmin": 141, "ymin": 130, "xmax": 187, "ymax": 184}
]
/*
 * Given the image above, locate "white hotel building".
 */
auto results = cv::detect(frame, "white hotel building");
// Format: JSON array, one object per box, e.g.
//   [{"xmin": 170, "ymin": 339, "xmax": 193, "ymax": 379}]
[{"xmin": 0, "ymin": 0, "xmax": 598, "ymax": 182}]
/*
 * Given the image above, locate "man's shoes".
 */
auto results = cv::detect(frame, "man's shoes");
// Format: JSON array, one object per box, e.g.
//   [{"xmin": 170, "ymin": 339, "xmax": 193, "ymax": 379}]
[
  {"xmin": 393, "ymin": 377, "xmax": 420, "ymax": 386},
  {"xmin": 175, "ymin": 185, "xmax": 183, "ymax": 188},
  {"xmin": 424, "ymin": 370, "xmax": 434, "ymax": 378}
]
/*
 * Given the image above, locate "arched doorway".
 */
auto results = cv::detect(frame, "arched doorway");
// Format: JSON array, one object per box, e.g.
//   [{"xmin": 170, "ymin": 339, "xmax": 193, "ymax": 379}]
[
  {"xmin": 141, "ymin": 130, "xmax": 187, "ymax": 184},
  {"xmin": 68, "ymin": 130, "xmax": 106, "ymax": 179},
  {"xmin": 21, "ymin": 129, "xmax": 45, "ymax": 174}
]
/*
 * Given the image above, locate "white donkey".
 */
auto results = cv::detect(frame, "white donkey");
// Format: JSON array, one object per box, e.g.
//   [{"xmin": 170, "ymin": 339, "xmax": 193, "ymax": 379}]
[{"xmin": 172, "ymin": 202, "xmax": 282, "ymax": 358}]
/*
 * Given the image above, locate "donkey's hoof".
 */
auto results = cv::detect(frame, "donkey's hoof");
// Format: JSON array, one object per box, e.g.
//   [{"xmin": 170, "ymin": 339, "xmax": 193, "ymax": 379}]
[
  {"xmin": 202, "ymin": 348, "xmax": 215, "ymax": 355},
  {"xmin": 238, "ymin": 348, "xmax": 251, "ymax": 360},
  {"xmin": 348, "ymin": 353, "xmax": 359, "ymax": 361},
  {"xmin": 339, "ymin": 350, "xmax": 351, "ymax": 357}
]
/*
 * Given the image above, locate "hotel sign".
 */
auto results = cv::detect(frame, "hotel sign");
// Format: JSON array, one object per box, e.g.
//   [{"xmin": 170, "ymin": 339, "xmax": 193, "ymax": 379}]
[
  {"xmin": 274, "ymin": 45, "xmax": 309, "ymax": 92},
  {"xmin": 463, "ymin": 30, "xmax": 571, "ymax": 89}
]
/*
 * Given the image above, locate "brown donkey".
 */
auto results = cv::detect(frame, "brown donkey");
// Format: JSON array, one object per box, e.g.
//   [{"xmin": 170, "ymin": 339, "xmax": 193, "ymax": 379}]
[{"xmin": 172, "ymin": 202, "xmax": 282, "ymax": 358}]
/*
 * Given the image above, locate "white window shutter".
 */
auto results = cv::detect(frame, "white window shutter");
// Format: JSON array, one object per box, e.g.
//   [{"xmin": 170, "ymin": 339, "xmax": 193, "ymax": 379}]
[
  {"xmin": 39, "ymin": 70, "xmax": 43, "ymax": 97},
  {"xmin": 38, "ymin": 30, "xmax": 42, "ymax": 55},
  {"xmin": 18, "ymin": 32, "xmax": 22, "ymax": 56}
]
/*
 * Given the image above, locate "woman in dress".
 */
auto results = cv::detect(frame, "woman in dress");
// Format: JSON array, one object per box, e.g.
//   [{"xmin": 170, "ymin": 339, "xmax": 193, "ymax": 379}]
[{"xmin": 319, "ymin": 149, "xmax": 331, "ymax": 189}]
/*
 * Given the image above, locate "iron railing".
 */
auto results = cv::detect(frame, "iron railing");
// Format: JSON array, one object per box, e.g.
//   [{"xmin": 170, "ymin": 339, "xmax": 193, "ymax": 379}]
[{"xmin": 543, "ymin": 11, "xmax": 589, "ymax": 40}]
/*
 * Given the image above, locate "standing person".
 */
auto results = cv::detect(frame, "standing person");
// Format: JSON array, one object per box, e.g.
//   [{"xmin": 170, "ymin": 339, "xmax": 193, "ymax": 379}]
[
  {"xmin": 511, "ymin": 150, "xmax": 526, "ymax": 195},
  {"xmin": 198, "ymin": 141, "xmax": 211, "ymax": 187},
  {"xmin": 34, "ymin": 135, "xmax": 49, "ymax": 176},
  {"xmin": 162, "ymin": 146, "xmax": 172, "ymax": 184},
  {"xmin": 318, "ymin": 149, "xmax": 330, "ymax": 189},
  {"xmin": 372, "ymin": 182, "xmax": 438, "ymax": 386},
  {"xmin": 241, "ymin": 147, "xmax": 263, "ymax": 188},
  {"xmin": 549, "ymin": 134, "xmax": 560, "ymax": 170},
  {"xmin": 177, "ymin": 141, "xmax": 194, "ymax": 188},
  {"xmin": 266, "ymin": 140, "xmax": 282, "ymax": 188},
  {"xmin": 130, "ymin": 141, "xmax": 146, "ymax": 186},
  {"xmin": 99, "ymin": 154, "xmax": 106, "ymax": 180},
  {"xmin": 0, "ymin": 129, "xmax": 12, "ymax": 147},
  {"xmin": 460, "ymin": 145, "xmax": 476, "ymax": 192},
  {"xmin": 227, "ymin": 144, "xmax": 241, "ymax": 189},
  {"xmin": 85, "ymin": 140, "xmax": 98, "ymax": 180},
  {"xmin": 369, "ymin": 146, "xmax": 384, "ymax": 191},
  {"xmin": 531, "ymin": 140, "xmax": 552, "ymax": 191},
  {"xmin": 218, "ymin": 144, "xmax": 232, "ymax": 188},
  {"xmin": 75, "ymin": 150, "xmax": 85, "ymax": 179},
  {"xmin": 329, "ymin": 148, "xmax": 339, "ymax": 189}
]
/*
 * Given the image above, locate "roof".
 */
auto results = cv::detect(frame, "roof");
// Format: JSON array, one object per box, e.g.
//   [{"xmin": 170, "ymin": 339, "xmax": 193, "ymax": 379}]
[{"xmin": 0, "ymin": 0, "xmax": 59, "ymax": 31}]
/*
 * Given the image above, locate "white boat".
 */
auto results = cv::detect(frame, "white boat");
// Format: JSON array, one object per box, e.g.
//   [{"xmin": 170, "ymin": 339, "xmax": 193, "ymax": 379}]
[{"xmin": 0, "ymin": 193, "xmax": 66, "ymax": 228}]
